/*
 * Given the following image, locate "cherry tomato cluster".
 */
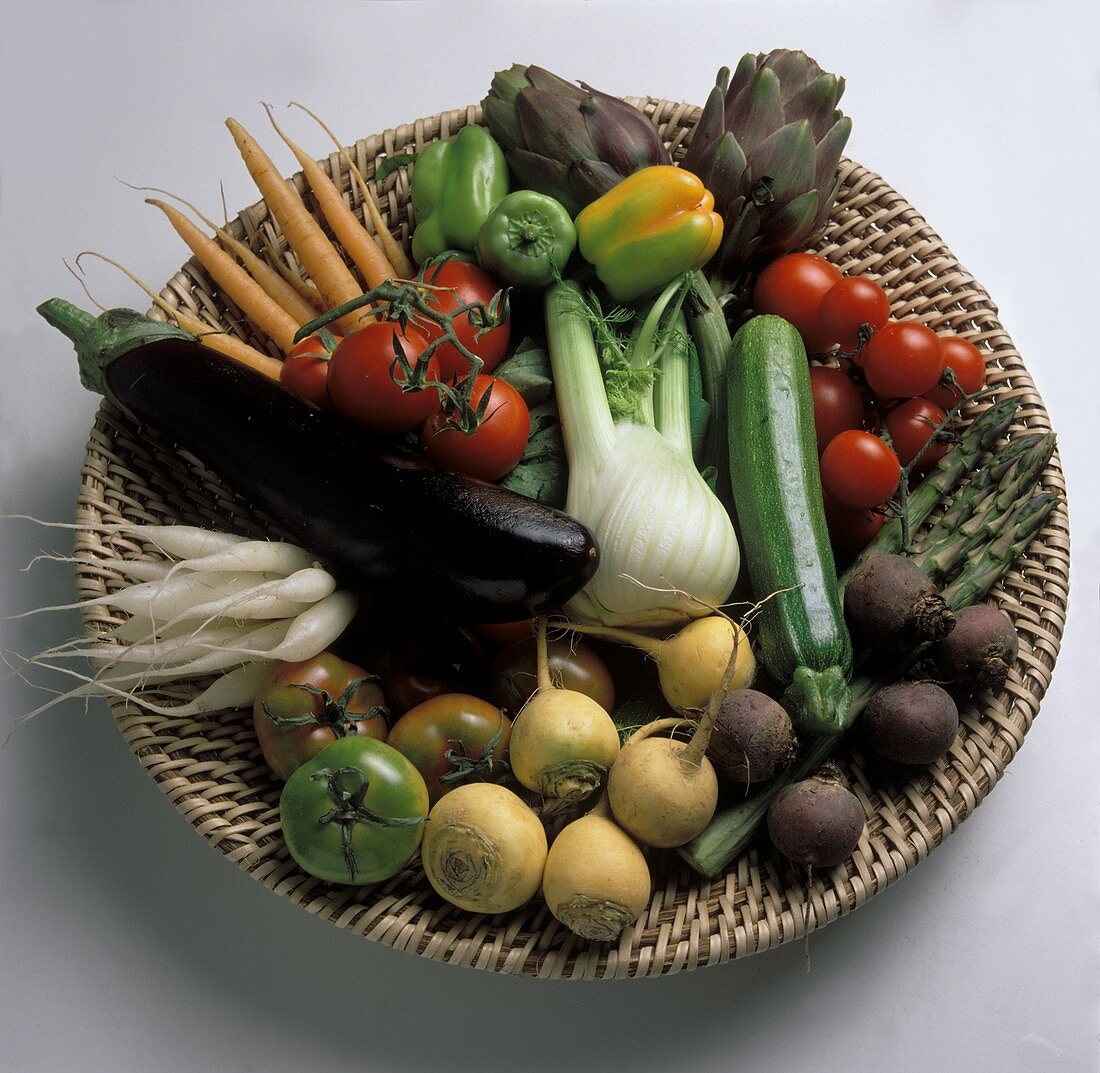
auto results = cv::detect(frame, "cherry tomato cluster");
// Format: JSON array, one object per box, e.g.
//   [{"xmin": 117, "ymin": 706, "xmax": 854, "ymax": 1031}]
[
  {"xmin": 279, "ymin": 261, "xmax": 529, "ymax": 483},
  {"xmin": 754, "ymin": 252, "xmax": 988, "ymax": 554}
]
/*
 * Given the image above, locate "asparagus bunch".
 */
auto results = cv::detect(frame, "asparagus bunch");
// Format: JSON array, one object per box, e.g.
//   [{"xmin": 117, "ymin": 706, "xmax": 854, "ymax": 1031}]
[
  {"xmin": 837, "ymin": 399, "xmax": 1018, "ymax": 596},
  {"xmin": 912, "ymin": 433, "xmax": 1055, "ymax": 583},
  {"xmin": 679, "ymin": 410, "xmax": 1060, "ymax": 878}
]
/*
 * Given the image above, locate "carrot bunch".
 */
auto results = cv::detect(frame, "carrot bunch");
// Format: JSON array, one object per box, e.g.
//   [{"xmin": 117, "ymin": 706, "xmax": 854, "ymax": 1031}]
[{"xmin": 118, "ymin": 106, "xmax": 414, "ymax": 381}]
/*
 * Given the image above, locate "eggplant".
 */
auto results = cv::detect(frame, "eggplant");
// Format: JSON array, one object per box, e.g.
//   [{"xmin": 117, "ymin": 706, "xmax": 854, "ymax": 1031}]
[{"xmin": 40, "ymin": 301, "xmax": 598, "ymax": 621}]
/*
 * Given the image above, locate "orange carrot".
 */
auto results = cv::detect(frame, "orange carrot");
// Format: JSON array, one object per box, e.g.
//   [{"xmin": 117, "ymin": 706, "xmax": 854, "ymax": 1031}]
[
  {"xmin": 264, "ymin": 104, "xmax": 395, "ymax": 288},
  {"xmin": 225, "ymin": 116, "xmax": 369, "ymax": 334},
  {"xmin": 75, "ymin": 251, "xmax": 284, "ymax": 381},
  {"xmin": 147, "ymin": 197, "xmax": 299, "ymax": 353},
  {"xmin": 129, "ymin": 184, "xmax": 319, "ymax": 326},
  {"xmin": 254, "ymin": 228, "xmax": 326, "ymax": 311},
  {"xmin": 289, "ymin": 101, "xmax": 416, "ymax": 279}
]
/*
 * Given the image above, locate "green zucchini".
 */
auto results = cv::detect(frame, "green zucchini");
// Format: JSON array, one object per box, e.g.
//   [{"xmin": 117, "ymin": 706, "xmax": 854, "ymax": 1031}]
[{"xmin": 726, "ymin": 315, "xmax": 852, "ymax": 735}]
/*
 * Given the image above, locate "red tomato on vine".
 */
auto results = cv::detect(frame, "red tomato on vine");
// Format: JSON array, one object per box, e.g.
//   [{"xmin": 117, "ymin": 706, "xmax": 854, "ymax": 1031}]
[{"xmin": 418, "ymin": 260, "xmax": 511, "ymax": 380}]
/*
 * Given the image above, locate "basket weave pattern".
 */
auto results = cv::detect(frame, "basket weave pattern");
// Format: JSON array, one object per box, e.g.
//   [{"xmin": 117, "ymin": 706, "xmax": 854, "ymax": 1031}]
[{"xmin": 72, "ymin": 100, "xmax": 1069, "ymax": 978}]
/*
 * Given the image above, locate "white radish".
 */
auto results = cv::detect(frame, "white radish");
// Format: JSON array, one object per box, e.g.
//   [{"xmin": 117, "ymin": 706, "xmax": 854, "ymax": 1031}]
[
  {"xmin": 133, "ymin": 527, "xmax": 252, "ymax": 560},
  {"xmin": 23, "ymin": 554, "xmax": 174, "ymax": 582},
  {"xmin": 123, "ymin": 568, "xmax": 335, "ymax": 637},
  {"xmin": 2, "ymin": 515, "xmax": 254, "ymax": 559},
  {"xmin": 216, "ymin": 591, "xmax": 359, "ymax": 663},
  {"xmin": 91, "ymin": 620, "xmax": 293, "ymax": 686},
  {"xmin": 1, "ymin": 570, "xmax": 279, "ymax": 621},
  {"xmin": 87, "ymin": 622, "xmax": 265, "ymax": 668},
  {"xmin": 161, "ymin": 540, "xmax": 316, "ymax": 577},
  {"xmin": 12, "ymin": 659, "xmax": 278, "ymax": 723}
]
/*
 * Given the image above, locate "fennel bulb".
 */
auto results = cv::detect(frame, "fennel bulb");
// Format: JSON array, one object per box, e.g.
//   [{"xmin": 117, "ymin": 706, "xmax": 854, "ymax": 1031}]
[{"xmin": 545, "ymin": 280, "xmax": 740, "ymax": 627}]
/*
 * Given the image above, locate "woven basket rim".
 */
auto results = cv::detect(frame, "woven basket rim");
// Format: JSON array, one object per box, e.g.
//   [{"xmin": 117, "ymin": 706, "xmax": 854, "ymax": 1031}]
[{"xmin": 72, "ymin": 98, "xmax": 1070, "ymax": 979}]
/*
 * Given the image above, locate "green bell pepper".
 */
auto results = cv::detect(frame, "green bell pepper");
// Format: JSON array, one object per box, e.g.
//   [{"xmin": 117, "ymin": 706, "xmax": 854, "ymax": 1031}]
[
  {"xmin": 475, "ymin": 191, "xmax": 576, "ymax": 289},
  {"xmin": 411, "ymin": 125, "xmax": 509, "ymax": 264}
]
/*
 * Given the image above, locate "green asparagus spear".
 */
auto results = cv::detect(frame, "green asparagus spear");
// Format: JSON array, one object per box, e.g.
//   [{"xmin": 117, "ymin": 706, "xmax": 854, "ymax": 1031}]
[
  {"xmin": 839, "ymin": 399, "xmax": 1018, "ymax": 596},
  {"xmin": 913, "ymin": 435, "xmax": 1056, "ymax": 581},
  {"xmin": 915, "ymin": 432, "xmax": 1050, "ymax": 555},
  {"xmin": 941, "ymin": 492, "xmax": 1060, "ymax": 609}
]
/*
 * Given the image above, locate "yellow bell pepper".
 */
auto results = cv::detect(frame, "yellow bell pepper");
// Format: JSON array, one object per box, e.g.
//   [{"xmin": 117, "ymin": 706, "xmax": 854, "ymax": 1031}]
[{"xmin": 575, "ymin": 166, "xmax": 723, "ymax": 303}]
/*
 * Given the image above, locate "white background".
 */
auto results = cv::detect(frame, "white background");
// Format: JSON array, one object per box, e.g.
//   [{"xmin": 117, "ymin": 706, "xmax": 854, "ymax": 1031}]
[{"xmin": 2, "ymin": 3, "xmax": 1098, "ymax": 1071}]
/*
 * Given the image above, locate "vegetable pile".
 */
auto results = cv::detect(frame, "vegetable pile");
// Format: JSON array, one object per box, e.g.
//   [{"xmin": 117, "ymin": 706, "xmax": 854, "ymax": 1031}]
[{"xmin": 22, "ymin": 49, "xmax": 1058, "ymax": 947}]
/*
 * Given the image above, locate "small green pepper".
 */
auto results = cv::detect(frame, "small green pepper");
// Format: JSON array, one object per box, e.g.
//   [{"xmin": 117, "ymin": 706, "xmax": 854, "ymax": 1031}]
[
  {"xmin": 411, "ymin": 126, "xmax": 509, "ymax": 264},
  {"xmin": 475, "ymin": 191, "xmax": 577, "ymax": 288}
]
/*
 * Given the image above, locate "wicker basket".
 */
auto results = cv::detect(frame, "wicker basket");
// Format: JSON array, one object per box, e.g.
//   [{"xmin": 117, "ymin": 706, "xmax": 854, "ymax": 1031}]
[{"xmin": 71, "ymin": 99, "xmax": 1069, "ymax": 978}]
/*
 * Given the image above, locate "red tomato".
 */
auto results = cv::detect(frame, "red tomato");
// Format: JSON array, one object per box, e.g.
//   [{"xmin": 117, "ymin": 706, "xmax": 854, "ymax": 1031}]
[
  {"xmin": 822, "ymin": 492, "xmax": 887, "ymax": 552},
  {"xmin": 885, "ymin": 397, "xmax": 950, "ymax": 471},
  {"xmin": 280, "ymin": 332, "xmax": 341, "ymax": 409},
  {"xmin": 924, "ymin": 336, "xmax": 987, "ymax": 409},
  {"xmin": 818, "ymin": 276, "xmax": 891, "ymax": 350},
  {"xmin": 753, "ymin": 253, "xmax": 842, "ymax": 353},
  {"xmin": 420, "ymin": 375, "xmax": 530, "ymax": 481},
  {"xmin": 386, "ymin": 694, "xmax": 511, "ymax": 804},
  {"xmin": 327, "ymin": 322, "xmax": 440, "ymax": 433},
  {"xmin": 418, "ymin": 260, "xmax": 511, "ymax": 380},
  {"xmin": 809, "ymin": 366, "xmax": 864, "ymax": 455},
  {"xmin": 253, "ymin": 653, "xmax": 389, "ymax": 782},
  {"xmin": 860, "ymin": 321, "xmax": 945, "ymax": 398},
  {"xmin": 820, "ymin": 429, "xmax": 901, "ymax": 508}
]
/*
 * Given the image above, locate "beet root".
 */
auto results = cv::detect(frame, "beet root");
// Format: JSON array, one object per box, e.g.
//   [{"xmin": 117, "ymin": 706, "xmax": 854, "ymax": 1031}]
[
  {"xmin": 706, "ymin": 689, "xmax": 797, "ymax": 784},
  {"xmin": 766, "ymin": 763, "xmax": 865, "ymax": 868},
  {"xmin": 932, "ymin": 603, "xmax": 1018, "ymax": 692},
  {"xmin": 862, "ymin": 680, "xmax": 959, "ymax": 765},
  {"xmin": 845, "ymin": 554, "xmax": 955, "ymax": 651}
]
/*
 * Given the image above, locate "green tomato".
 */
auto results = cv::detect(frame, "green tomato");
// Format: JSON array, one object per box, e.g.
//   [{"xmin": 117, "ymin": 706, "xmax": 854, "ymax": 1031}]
[{"xmin": 280, "ymin": 736, "xmax": 429, "ymax": 885}]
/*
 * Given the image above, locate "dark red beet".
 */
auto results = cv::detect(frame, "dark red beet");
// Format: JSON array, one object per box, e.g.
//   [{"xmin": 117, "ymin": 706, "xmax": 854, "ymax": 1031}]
[
  {"xmin": 933, "ymin": 603, "xmax": 1018, "ymax": 692},
  {"xmin": 862, "ymin": 681, "xmax": 959, "ymax": 765},
  {"xmin": 766, "ymin": 764, "xmax": 865, "ymax": 868},
  {"xmin": 706, "ymin": 689, "xmax": 798, "ymax": 784},
  {"xmin": 845, "ymin": 553, "xmax": 955, "ymax": 651}
]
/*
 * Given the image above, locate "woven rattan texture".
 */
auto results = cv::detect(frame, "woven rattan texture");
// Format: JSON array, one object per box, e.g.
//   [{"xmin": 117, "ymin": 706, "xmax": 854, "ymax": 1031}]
[{"xmin": 73, "ymin": 99, "xmax": 1069, "ymax": 978}]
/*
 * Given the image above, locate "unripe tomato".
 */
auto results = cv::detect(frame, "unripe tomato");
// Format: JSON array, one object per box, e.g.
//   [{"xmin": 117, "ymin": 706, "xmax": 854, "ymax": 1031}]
[
  {"xmin": 386, "ymin": 694, "xmax": 511, "ymax": 805},
  {"xmin": 860, "ymin": 321, "xmax": 945, "ymax": 398},
  {"xmin": 752, "ymin": 253, "xmax": 842, "ymax": 353},
  {"xmin": 254, "ymin": 653, "xmax": 388, "ymax": 782},
  {"xmin": 280, "ymin": 736, "xmax": 429, "ymax": 885},
  {"xmin": 820, "ymin": 429, "xmax": 901, "ymax": 508}
]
